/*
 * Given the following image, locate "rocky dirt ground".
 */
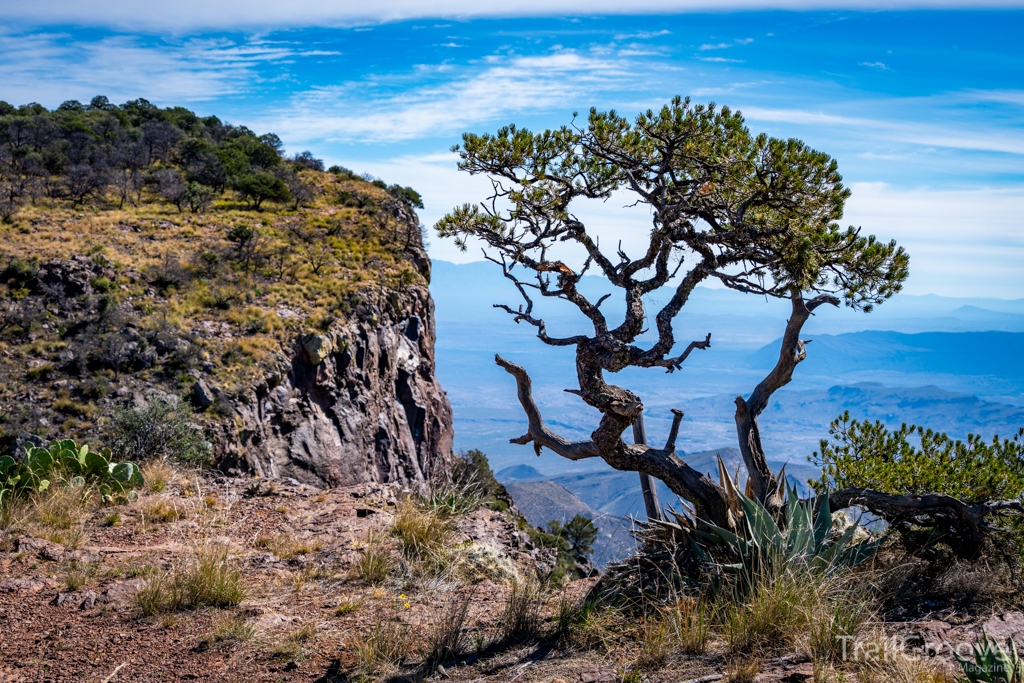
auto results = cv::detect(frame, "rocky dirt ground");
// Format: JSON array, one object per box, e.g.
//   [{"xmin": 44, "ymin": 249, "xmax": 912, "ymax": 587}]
[{"xmin": 1, "ymin": 466, "xmax": 1021, "ymax": 683}]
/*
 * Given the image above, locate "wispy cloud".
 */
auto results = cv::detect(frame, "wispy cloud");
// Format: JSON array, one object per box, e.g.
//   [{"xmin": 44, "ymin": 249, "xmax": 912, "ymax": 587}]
[
  {"xmin": 860, "ymin": 61, "xmax": 890, "ymax": 70},
  {"xmin": 699, "ymin": 56, "xmax": 745, "ymax": 62},
  {"xmin": 699, "ymin": 37, "xmax": 754, "ymax": 50},
  {"xmin": 263, "ymin": 50, "xmax": 644, "ymax": 143},
  {"xmin": 614, "ymin": 29, "xmax": 672, "ymax": 39},
  {"xmin": 742, "ymin": 105, "xmax": 1024, "ymax": 156},
  {"xmin": 0, "ymin": 30, "xmax": 323, "ymax": 105}
]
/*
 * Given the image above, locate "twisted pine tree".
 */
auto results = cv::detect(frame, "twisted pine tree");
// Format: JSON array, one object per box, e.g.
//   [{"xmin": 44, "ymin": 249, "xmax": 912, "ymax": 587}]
[{"xmin": 437, "ymin": 97, "xmax": 1015, "ymax": 555}]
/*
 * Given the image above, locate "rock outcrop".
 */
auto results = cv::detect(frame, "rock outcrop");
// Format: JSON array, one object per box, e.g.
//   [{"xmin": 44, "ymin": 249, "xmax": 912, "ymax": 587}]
[{"xmin": 221, "ymin": 281, "xmax": 454, "ymax": 490}]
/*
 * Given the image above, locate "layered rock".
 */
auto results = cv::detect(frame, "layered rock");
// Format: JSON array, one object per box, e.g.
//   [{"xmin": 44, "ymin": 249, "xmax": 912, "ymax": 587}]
[{"xmin": 221, "ymin": 282, "xmax": 454, "ymax": 490}]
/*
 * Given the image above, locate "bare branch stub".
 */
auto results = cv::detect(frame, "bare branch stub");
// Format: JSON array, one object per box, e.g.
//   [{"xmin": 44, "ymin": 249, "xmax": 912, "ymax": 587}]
[{"xmin": 437, "ymin": 98, "xmax": 909, "ymax": 529}]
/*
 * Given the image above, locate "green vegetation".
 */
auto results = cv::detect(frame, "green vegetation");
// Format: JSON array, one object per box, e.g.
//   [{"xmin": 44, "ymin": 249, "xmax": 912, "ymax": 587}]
[
  {"xmin": 811, "ymin": 413, "xmax": 1024, "ymax": 553},
  {"xmin": 547, "ymin": 514, "xmax": 599, "ymax": 560},
  {"xmin": 956, "ymin": 632, "xmax": 1024, "ymax": 683},
  {"xmin": 0, "ymin": 97, "xmax": 315, "ymax": 218},
  {"xmin": 0, "ymin": 98, "xmax": 427, "ymax": 457},
  {"xmin": 697, "ymin": 486, "xmax": 883, "ymax": 578},
  {"xmin": 106, "ymin": 397, "xmax": 210, "ymax": 464},
  {"xmin": 134, "ymin": 545, "xmax": 245, "ymax": 615},
  {"xmin": 0, "ymin": 438, "xmax": 143, "ymax": 506},
  {"xmin": 812, "ymin": 412, "xmax": 1024, "ymax": 505}
]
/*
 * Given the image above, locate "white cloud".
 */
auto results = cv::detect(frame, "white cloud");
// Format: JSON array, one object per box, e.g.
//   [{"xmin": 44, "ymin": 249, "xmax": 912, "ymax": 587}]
[
  {"xmin": 860, "ymin": 61, "xmax": 890, "ymax": 70},
  {"xmin": 845, "ymin": 183, "xmax": 1024, "ymax": 297},
  {"xmin": 741, "ymin": 106, "xmax": 1024, "ymax": 156},
  {"xmin": 699, "ymin": 37, "xmax": 754, "ymax": 51},
  {"xmin": 335, "ymin": 152, "xmax": 1024, "ymax": 299},
  {"xmin": 0, "ymin": 30, "xmax": 312, "ymax": 105},
  {"xmin": 1, "ymin": 0, "xmax": 1022, "ymax": 31},
  {"xmin": 699, "ymin": 56, "xmax": 745, "ymax": 63},
  {"xmin": 259, "ymin": 50, "xmax": 645, "ymax": 143},
  {"xmin": 614, "ymin": 29, "xmax": 672, "ymax": 39}
]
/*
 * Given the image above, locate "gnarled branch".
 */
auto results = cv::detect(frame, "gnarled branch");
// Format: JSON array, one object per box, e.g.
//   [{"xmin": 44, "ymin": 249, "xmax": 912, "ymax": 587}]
[
  {"xmin": 827, "ymin": 487, "xmax": 1024, "ymax": 559},
  {"xmin": 495, "ymin": 354, "xmax": 600, "ymax": 460},
  {"xmin": 496, "ymin": 354, "xmax": 733, "ymax": 526}
]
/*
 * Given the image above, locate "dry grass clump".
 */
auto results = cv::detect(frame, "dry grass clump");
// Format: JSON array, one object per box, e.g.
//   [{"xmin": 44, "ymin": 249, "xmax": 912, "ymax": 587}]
[
  {"xmin": 356, "ymin": 531, "xmax": 392, "ymax": 584},
  {"xmin": 498, "ymin": 575, "xmax": 544, "ymax": 643},
  {"xmin": 848, "ymin": 631, "xmax": 957, "ymax": 683},
  {"xmin": 351, "ymin": 617, "xmax": 411, "ymax": 677},
  {"xmin": 64, "ymin": 559, "xmax": 98, "ymax": 591},
  {"xmin": 421, "ymin": 591, "xmax": 473, "ymax": 672},
  {"xmin": 555, "ymin": 588, "xmax": 621, "ymax": 651},
  {"xmin": 141, "ymin": 459, "xmax": 177, "ymax": 494},
  {"xmin": 142, "ymin": 499, "xmax": 183, "ymax": 523},
  {"xmin": 271, "ymin": 623, "xmax": 317, "ymax": 660},
  {"xmin": 2, "ymin": 485, "xmax": 94, "ymax": 547},
  {"xmin": 725, "ymin": 658, "xmax": 761, "ymax": 682},
  {"xmin": 391, "ymin": 500, "xmax": 454, "ymax": 565},
  {"xmin": 629, "ymin": 618, "xmax": 672, "ymax": 673},
  {"xmin": 662, "ymin": 596, "xmax": 713, "ymax": 656},
  {"xmin": 334, "ymin": 598, "xmax": 361, "ymax": 616},
  {"xmin": 202, "ymin": 612, "xmax": 255, "ymax": 648},
  {"xmin": 723, "ymin": 565, "xmax": 873, "ymax": 659},
  {"xmin": 134, "ymin": 545, "xmax": 246, "ymax": 615},
  {"xmin": 254, "ymin": 531, "xmax": 319, "ymax": 560}
]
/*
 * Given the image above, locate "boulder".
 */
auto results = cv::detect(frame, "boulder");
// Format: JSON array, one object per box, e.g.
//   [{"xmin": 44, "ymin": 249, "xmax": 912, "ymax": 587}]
[
  {"xmin": 98, "ymin": 578, "xmax": 148, "ymax": 604},
  {"xmin": 301, "ymin": 333, "xmax": 333, "ymax": 366},
  {"xmin": 16, "ymin": 536, "xmax": 65, "ymax": 561},
  {"xmin": 0, "ymin": 578, "xmax": 44, "ymax": 593},
  {"xmin": 191, "ymin": 379, "xmax": 215, "ymax": 409}
]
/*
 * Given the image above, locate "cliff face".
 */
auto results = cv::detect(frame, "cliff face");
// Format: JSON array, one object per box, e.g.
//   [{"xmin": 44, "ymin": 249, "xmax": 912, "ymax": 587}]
[
  {"xmin": 224, "ymin": 282, "xmax": 453, "ymax": 489},
  {"xmin": 0, "ymin": 169, "xmax": 455, "ymax": 490}
]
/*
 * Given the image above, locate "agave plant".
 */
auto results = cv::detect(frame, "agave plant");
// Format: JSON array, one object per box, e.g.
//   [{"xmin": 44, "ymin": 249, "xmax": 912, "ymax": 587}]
[
  {"xmin": 0, "ymin": 439, "xmax": 143, "ymax": 505},
  {"xmin": 956, "ymin": 632, "xmax": 1024, "ymax": 683},
  {"xmin": 696, "ymin": 482, "xmax": 885, "ymax": 576}
]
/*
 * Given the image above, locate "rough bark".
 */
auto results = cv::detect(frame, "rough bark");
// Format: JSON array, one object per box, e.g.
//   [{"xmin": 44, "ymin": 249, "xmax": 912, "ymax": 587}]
[
  {"xmin": 733, "ymin": 292, "xmax": 839, "ymax": 514},
  {"xmin": 827, "ymin": 487, "xmax": 1024, "ymax": 559},
  {"xmin": 496, "ymin": 354, "xmax": 733, "ymax": 528}
]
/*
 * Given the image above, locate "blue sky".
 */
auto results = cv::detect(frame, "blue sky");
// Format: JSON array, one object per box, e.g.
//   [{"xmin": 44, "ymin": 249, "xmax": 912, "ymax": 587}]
[{"xmin": 1, "ymin": 6, "xmax": 1022, "ymax": 297}]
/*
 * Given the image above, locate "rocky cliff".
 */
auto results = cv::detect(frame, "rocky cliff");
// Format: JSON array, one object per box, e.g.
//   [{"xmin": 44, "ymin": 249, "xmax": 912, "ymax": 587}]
[
  {"xmin": 224, "ymin": 282, "xmax": 453, "ymax": 488},
  {"xmin": 0, "ymin": 165, "xmax": 454, "ymax": 490}
]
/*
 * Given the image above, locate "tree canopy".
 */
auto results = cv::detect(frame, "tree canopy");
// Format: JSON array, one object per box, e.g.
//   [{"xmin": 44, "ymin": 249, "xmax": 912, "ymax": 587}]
[
  {"xmin": 0, "ymin": 97, "xmax": 325, "ymax": 219},
  {"xmin": 437, "ymin": 97, "xmax": 910, "ymax": 531}
]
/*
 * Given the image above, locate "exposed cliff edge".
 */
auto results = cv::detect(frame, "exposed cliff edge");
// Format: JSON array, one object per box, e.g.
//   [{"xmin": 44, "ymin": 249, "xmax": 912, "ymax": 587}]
[
  {"xmin": 0, "ymin": 138, "xmax": 454, "ymax": 488},
  {"xmin": 224, "ymin": 281, "xmax": 453, "ymax": 488}
]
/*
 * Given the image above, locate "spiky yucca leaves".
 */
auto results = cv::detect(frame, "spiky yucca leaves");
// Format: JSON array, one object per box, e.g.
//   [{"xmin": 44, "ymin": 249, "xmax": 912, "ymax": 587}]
[
  {"xmin": 596, "ymin": 456, "xmax": 883, "ymax": 605},
  {"xmin": 956, "ymin": 632, "xmax": 1024, "ymax": 683},
  {"xmin": 697, "ymin": 483, "xmax": 885, "ymax": 578}
]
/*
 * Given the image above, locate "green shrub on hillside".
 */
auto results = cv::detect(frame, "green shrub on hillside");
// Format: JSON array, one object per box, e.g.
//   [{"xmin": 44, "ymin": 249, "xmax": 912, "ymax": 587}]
[
  {"xmin": 811, "ymin": 412, "xmax": 1024, "ymax": 504},
  {"xmin": 107, "ymin": 397, "xmax": 210, "ymax": 465},
  {"xmin": 811, "ymin": 412, "xmax": 1024, "ymax": 552}
]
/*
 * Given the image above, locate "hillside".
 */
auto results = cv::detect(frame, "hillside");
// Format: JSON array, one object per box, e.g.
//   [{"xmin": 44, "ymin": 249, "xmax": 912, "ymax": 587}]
[
  {"xmin": 502, "ymin": 479, "xmax": 635, "ymax": 568},
  {"xmin": 0, "ymin": 100, "xmax": 452, "ymax": 488}
]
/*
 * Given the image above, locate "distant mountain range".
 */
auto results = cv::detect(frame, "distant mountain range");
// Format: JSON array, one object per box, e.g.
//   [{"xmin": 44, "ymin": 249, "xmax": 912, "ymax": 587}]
[{"xmin": 431, "ymin": 259, "xmax": 1024, "ymax": 549}]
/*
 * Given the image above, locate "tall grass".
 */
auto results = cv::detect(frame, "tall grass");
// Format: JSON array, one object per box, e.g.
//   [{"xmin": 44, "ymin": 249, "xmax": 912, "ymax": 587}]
[
  {"xmin": 135, "ymin": 545, "xmax": 246, "ymax": 615},
  {"xmin": 498, "ymin": 575, "xmax": 544, "ymax": 643},
  {"xmin": 392, "ymin": 500, "xmax": 453, "ymax": 562},
  {"xmin": 351, "ymin": 618, "xmax": 410, "ymax": 677},
  {"xmin": 356, "ymin": 532, "xmax": 391, "ymax": 584},
  {"xmin": 422, "ymin": 591, "xmax": 473, "ymax": 672}
]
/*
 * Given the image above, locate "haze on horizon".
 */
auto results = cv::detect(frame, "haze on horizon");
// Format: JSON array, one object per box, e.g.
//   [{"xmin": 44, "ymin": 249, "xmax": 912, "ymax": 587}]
[{"xmin": 1, "ymin": 3, "xmax": 1021, "ymax": 298}]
